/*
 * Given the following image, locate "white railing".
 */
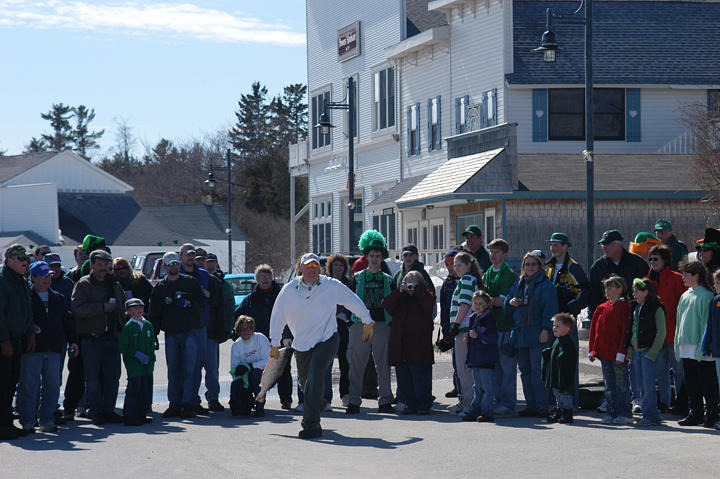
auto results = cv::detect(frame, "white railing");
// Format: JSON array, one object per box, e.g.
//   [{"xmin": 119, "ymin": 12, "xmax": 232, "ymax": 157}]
[{"xmin": 657, "ymin": 130, "xmax": 697, "ymax": 153}]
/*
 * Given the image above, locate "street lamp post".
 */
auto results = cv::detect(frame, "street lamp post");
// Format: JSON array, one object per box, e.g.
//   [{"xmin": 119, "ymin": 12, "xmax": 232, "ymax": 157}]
[
  {"xmin": 315, "ymin": 76, "xmax": 356, "ymax": 255},
  {"xmin": 533, "ymin": 0, "xmax": 594, "ymax": 272},
  {"xmin": 205, "ymin": 149, "xmax": 233, "ymax": 273}
]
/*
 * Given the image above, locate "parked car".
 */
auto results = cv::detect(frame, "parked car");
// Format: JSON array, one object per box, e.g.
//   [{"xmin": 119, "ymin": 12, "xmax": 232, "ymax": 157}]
[
  {"xmin": 224, "ymin": 273, "xmax": 257, "ymax": 308},
  {"xmin": 131, "ymin": 251, "xmax": 165, "ymax": 278}
]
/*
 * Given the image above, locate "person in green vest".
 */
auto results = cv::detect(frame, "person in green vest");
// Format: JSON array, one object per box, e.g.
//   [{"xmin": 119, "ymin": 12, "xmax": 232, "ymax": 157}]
[
  {"xmin": 119, "ymin": 298, "xmax": 156, "ymax": 426},
  {"xmin": 346, "ymin": 230, "xmax": 395, "ymax": 414},
  {"xmin": 482, "ymin": 238, "xmax": 518, "ymax": 416}
]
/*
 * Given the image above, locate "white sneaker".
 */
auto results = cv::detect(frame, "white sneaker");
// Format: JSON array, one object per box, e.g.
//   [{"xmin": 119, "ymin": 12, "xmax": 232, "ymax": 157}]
[
  {"xmin": 341, "ymin": 395, "xmax": 350, "ymax": 408},
  {"xmin": 600, "ymin": 415, "xmax": 614, "ymax": 424},
  {"xmin": 295, "ymin": 403, "xmax": 304, "ymax": 412},
  {"xmin": 613, "ymin": 416, "xmax": 634, "ymax": 425},
  {"xmin": 632, "ymin": 404, "xmax": 642, "ymax": 414},
  {"xmin": 448, "ymin": 402, "xmax": 463, "ymax": 413}
]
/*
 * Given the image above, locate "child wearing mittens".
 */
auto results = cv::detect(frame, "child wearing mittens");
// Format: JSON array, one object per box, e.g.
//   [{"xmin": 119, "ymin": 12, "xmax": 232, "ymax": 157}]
[{"xmin": 119, "ymin": 298, "xmax": 156, "ymax": 426}]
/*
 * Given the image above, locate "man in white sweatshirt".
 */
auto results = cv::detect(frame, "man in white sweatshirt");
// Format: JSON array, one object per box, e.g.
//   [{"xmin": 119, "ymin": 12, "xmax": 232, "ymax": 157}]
[{"xmin": 269, "ymin": 253, "xmax": 372, "ymax": 439}]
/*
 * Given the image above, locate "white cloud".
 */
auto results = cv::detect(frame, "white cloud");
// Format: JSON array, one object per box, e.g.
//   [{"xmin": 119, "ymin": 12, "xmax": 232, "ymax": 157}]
[{"xmin": 0, "ymin": 0, "xmax": 306, "ymax": 46}]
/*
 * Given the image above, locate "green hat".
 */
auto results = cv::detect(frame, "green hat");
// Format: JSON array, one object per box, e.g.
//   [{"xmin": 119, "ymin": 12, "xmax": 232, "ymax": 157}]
[
  {"xmin": 462, "ymin": 225, "xmax": 482, "ymax": 237},
  {"xmin": 654, "ymin": 219, "xmax": 672, "ymax": 232},
  {"xmin": 81, "ymin": 234, "xmax": 107, "ymax": 253},
  {"xmin": 633, "ymin": 232, "xmax": 660, "ymax": 244},
  {"xmin": 358, "ymin": 230, "xmax": 388, "ymax": 259},
  {"xmin": 547, "ymin": 232, "xmax": 571, "ymax": 246},
  {"xmin": 598, "ymin": 230, "xmax": 623, "ymax": 245}
]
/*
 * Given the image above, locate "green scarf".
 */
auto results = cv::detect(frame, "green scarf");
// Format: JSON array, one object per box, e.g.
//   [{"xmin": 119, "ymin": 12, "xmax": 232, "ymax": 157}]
[
  {"xmin": 230, "ymin": 362, "xmax": 251, "ymax": 388},
  {"xmin": 352, "ymin": 269, "xmax": 392, "ymax": 324}
]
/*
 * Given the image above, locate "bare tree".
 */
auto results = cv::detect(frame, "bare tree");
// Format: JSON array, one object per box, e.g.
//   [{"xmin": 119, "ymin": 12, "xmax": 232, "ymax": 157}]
[
  {"xmin": 113, "ymin": 117, "xmax": 137, "ymax": 167},
  {"xmin": 684, "ymin": 91, "xmax": 720, "ymax": 213}
]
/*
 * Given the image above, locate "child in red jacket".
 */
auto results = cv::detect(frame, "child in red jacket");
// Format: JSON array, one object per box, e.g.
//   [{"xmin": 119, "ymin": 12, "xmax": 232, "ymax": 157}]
[{"xmin": 589, "ymin": 275, "xmax": 632, "ymax": 424}]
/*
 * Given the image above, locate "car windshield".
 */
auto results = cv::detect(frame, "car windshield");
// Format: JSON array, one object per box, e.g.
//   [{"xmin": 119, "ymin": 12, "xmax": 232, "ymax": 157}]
[{"xmin": 226, "ymin": 277, "xmax": 256, "ymax": 296}]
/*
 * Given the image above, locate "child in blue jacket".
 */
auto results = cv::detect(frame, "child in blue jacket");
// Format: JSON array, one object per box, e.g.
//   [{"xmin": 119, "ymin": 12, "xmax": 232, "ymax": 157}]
[{"xmin": 463, "ymin": 290, "xmax": 498, "ymax": 422}]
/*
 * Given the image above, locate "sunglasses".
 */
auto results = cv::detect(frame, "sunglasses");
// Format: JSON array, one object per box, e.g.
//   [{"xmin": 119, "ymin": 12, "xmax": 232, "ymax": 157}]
[
  {"xmin": 166, "ymin": 261, "xmax": 179, "ymax": 267},
  {"xmin": 304, "ymin": 262, "xmax": 320, "ymax": 269},
  {"xmin": 648, "ymin": 257, "xmax": 660, "ymax": 262},
  {"xmin": 15, "ymin": 254, "xmax": 29, "ymax": 262}
]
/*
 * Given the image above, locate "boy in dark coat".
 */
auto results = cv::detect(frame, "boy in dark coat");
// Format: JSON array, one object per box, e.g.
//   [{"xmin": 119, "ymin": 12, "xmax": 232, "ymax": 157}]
[{"xmin": 542, "ymin": 313, "xmax": 578, "ymax": 424}]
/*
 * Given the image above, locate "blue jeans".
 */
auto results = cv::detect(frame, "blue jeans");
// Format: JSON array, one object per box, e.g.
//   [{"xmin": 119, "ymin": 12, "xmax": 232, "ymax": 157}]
[
  {"xmin": 469, "ymin": 367, "xmax": 495, "ymax": 417},
  {"xmin": 656, "ymin": 343, "xmax": 683, "ymax": 405},
  {"xmin": 203, "ymin": 338, "xmax": 220, "ymax": 402},
  {"xmin": 493, "ymin": 332, "xmax": 517, "ymax": 411},
  {"xmin": 190, "ymin": 327, "xmax": 207, "ymax": 407},
  {"xmin": 165, "ymin": 330, "xmax": 200, "ymax": 407},
  {"xmin": 517, "ymin": 345, "xmax": 548, "ymax": 411},
  {"xmin": 82, "ymin": 337, "xmax": 121, "ymax": 416},
  {"xmin": 636, "ymin": 349, "xmax": 661, "ymax": 422},
  {"xmin": 629, "ymin": 354, "xmax": 643, "ymax": 403},
  {"xmin": 298, "ymin": 365, "xmax": 332, "ymax": 404},
  {"xmin": 395, "ymin": 363, "xmax": 433, "ymax": 411},
  {"xmin": 18, "ymin": 352, "xmax": 62, "ymax": 428},
  {"xmin": 553, "ymin": 389, "xmax": 573, "ymax": 410},
  {"xmin": 600, "ymin": 359, "xmax": 632, "ymax": 419},
  {"xmin": 123, "ymin": 375, "xmax": 152, "ymax": 423},
  {"xmin": 295, "ymin": 333, "xmax": 339, "ymax": 430}
]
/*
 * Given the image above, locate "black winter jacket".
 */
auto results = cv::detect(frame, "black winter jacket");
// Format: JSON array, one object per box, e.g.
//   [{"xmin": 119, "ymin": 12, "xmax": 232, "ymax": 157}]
[
  {"xmin": 0, "ymin": 265, "xmax": 33, "ymax": 342},
  {"xmin": 148, "ymin": 274, "xmax": 205, "ymax": 334},
  {"xmin": 30, "ymin": 286, "xmax": 75, "ymax": 353}
]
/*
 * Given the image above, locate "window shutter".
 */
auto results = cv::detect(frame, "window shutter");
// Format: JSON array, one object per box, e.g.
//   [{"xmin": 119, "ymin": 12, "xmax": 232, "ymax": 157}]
[
  {"xmin": 480, "ymin": 93, "xmax": 487, "ymax": 129},
  {"xmin": 415, "ymin": 102, "xmax": 421, "ymax": 156},
  {"xmin": 454, "ymin": 97, "xmax": 461, "ymax": 134},
  {"xmin": 427, "ymin": 98, "xmax": 433, "ymax": 152},
  {"xmin": 436, "ymin": 95, "xmax": 442, "ymax": 149},
  {"xmin": 406, "ymin": 106, "xmax": 412, "ymax": 157},
  {"xmin": 492, "ymin": 88, "xmax": 498, "ymax": 126},
  {"xmin": 532, "ymin": 89, "xmax": 548, "ymax": 142},
  {"xmin": 625, "ymin": 88, "xmax": 641, "ymax": 142}
]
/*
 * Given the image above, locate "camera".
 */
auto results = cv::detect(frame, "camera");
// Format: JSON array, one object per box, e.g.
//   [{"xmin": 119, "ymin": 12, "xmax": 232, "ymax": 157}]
[{"xmin": 406, "ymin": 283, "xmax": 414, "ymax": 291}]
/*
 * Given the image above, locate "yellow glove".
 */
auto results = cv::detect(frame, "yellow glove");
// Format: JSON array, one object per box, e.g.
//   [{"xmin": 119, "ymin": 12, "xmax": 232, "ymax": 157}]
[
  {"xmin": 362, "ymin": 322, "xmax": 374, "ymax": 342},
  {"xmin": 270, "ymin": 347, "xmax": 280, "ymax": 360}
]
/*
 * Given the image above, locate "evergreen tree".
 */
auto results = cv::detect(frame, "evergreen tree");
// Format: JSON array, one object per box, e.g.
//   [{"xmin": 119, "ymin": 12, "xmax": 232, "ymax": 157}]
[
  {"xmin": 40, "ymin": 103, "xmax": 74, "ymax": 151},
  {"xmin": 24, "ymin": 137, "xmax": 47, "ymax": 153},
  {"xmin": 229, "ymin": 81, "xmax": 271, "ymax": 165},
  {"xmin": 72, "ymin": 105, "xmax": 104, "ymax": 160}
]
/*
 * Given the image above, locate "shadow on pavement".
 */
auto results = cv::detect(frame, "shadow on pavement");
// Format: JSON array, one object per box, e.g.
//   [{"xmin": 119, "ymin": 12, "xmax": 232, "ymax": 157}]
[{"xmin": 271, "ymin": 429, "xmax": 423, "ymax": 448}]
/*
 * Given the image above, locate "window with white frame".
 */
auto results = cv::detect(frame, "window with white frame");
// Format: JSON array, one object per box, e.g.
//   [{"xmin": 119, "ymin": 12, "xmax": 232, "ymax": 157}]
[
  {"xmin": 456, "ymin": 212, "xmax": 484, "ymax": 246},
  {"xmin": 408, "ymin": 103, "xmax": 419, "ymax": 156},
  {"xmin": 311, "ymin": 90, "xmax": 331, "ymax": 149},
  {"xmin": 484, "ymin": 207, "xmax": 496, "ymax": 246},
  {"xmin": 455, "ymin": 95, "xmax": 469, "ymax": 134},
  {"xmin": 312, "ymin": 198, "xmax": 332, "ymax": 255},
  {"xmin": 407, "ymin": 226, "xmax": 418, "ymax": 247},
  {"xmin": 372, "ymin": 67, "xmax": 395, "ymax": 131},
  {"xmin": 372, "ymin": 207, "xmax": 396, "ymax": 251},
  {"xmin": 431, "ymin": 221, "xmax": 445, "ymax": 251},
  {"xmin": 428, "ymin": 96, "xmax": 441, "ymax": 151}
]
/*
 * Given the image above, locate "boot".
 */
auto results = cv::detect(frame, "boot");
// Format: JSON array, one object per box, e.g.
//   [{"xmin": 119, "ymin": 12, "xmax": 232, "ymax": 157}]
[
  {"xmin": 546, "ymin": 407, "xmax": 560, "ymax": 424},
  {"xmin": 253, "ymin": 400, "xmax": 265, "ymax": 418},
  {"xmin": 558, "ymin": 408, "xmax": 574, "ymax": 424}
]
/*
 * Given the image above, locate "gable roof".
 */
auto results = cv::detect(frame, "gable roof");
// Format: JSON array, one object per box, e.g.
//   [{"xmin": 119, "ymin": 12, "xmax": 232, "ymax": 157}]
[
  {"xmin": 143, "ymin": 204, "xmax": 248, "ymax": 242},
  {"xmin": 0, "ymin": 152, "xmax": 57, "ymax": 183},
  {"xmin": 508, "ymin": 0, "xmax": 720, "ymax": 86},
  {"xmin": 397, "ymin": 147, "xmax": 508, "ymax": 207},
  {"xmin": 367, "ymin": 175, "xmax": 427, "ymax": 209}
]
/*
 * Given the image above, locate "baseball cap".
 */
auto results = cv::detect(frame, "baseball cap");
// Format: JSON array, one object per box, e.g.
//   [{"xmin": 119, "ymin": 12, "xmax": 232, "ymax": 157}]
[
  {"xmin": 89, "ymin": 250, "xmax": 112, "ymax": 262},
  {"xmin": 179, "ymin": 243, "xmax": 196, "ymax": 256},
  {"xmin": 462, "ymin": 225, "xmax": 483, "ymax": 237},
  {"xmin": 4, "ymin": 244, "xmax": 28, "ymax": 261},
  {"xmin": 29, "ymin": 261, "xmax": 50, "ymax": 277},
  {"xmin": 195, "ymin": 248, "xmax": 207, "ymax": 258},
  {"xmin": 206, "ymin": 253, "xmax": 218, "ymax": 262},
  {"xmin": 44, "ymin": 253, "xmax": 61, "ymax": 265},
  {"xmin": 547, "ymin": 232, "xmax": 571, "ymax": 246},
  {"xmin": 163, "ymin": 252, "xmax": 180, "ymax": 265},
  {"xmin": 598, "ymin": 230, "xmax": 623, "ymax": 245},
  {"xmin": 300, "ymin": 253, "xmax": 320, "ymax": 266},
  {"xmin": 401, "ymin": 244, "xmax": 419, "ymax": 256},
  {"xmin": 126, "ymin": 298, "xmax": 145, "ymax": 308},
  {"xmin": 654, "ymin": 219, "xmax": 672, "ymax": 232}
]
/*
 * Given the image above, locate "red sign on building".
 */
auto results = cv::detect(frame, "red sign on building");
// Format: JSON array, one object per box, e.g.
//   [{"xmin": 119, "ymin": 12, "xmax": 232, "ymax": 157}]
[{"xmin": 338, "ymin": 21, "xmax": 360, "ymax": 62}]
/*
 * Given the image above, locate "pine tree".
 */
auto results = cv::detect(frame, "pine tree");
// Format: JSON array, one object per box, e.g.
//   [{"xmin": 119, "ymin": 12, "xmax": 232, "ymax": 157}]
[
  {"xmin": 24, "ymin": 137, "xmax": 47, "ymax": 153},
  {"xmin": 72, "ymin": 105, "xmax": 104, "ymax": 160},
  {"xmin": 229, "ymin": 81, "xmax": 272, "ymax": 165},
  {"xmin": 40, "ymin": 103, "xmax": 74, "ymax": 151}
]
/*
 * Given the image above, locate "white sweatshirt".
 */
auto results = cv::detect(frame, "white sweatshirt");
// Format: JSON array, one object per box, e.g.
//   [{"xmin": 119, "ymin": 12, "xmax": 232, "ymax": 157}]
[
  {"xmin": 269, "ymin": 275, "xmax": 372, "ymax": 351},
  {"xmin": 230, "ymin": 332, "xmax": 270, "ymax": 370}
]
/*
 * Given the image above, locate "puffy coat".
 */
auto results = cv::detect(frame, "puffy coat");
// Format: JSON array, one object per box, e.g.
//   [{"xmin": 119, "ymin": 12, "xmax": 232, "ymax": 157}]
[
  {"xmin": 504, "ymin": 275, "xmax": 559, "ymax": 348},
  {"xmin": 383, "ymin": 286, "xmax": 435, "ymax": 366}
]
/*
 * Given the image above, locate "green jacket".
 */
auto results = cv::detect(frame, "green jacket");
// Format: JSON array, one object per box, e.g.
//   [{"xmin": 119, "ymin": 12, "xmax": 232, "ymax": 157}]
[
  {"xmin": 675, "ymin": 286, "xmax": 714, "ymax": 361},
  {"xmin": 118, "ymin": 318, "xmax": 156, "ymax": 378},
  {"xmin": 482, "ymin": 262, "xmax": 518, "ymax": 332},
  {"xmin": 351, "ymin": 270, "xmax": 392, "ymax": 324},
  {"xmin": 0, "ymin": 266, "xmax": 34, "ymax": 342},
  {"xmin": 542, "ymin": 334, "xmax": 577, "ymax": 393}
]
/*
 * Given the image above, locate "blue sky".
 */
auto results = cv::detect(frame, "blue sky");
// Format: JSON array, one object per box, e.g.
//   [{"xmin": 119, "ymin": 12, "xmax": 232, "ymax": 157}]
[{"xmin": 0, "ymin": 0, "xmax": 307, "ymax": 157}]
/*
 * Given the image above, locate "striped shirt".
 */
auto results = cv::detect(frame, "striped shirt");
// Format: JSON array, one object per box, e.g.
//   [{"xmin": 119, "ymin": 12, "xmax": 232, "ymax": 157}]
[{"xmin": 450, "ymin": 274, "xmax": 479, "ymax": 329}]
